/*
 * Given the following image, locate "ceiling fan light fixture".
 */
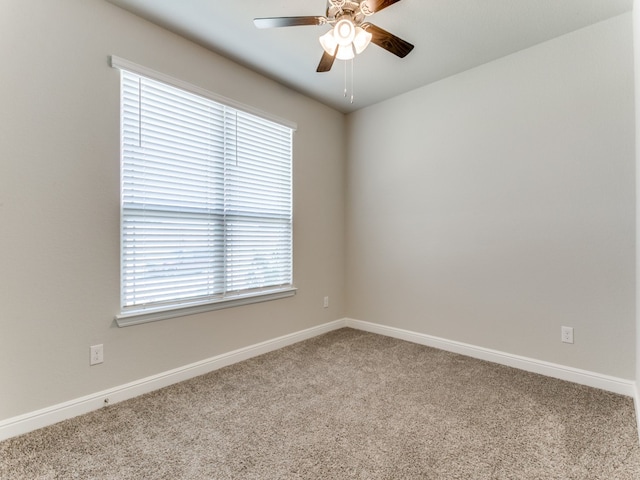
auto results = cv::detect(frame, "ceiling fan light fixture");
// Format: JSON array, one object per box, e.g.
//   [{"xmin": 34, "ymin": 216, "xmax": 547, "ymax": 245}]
[
  {"xmin": 319, "ymin": 20, "xmax": 370, "ymax": 60},
  {"xmin": 319, "ymin": 29, "xmax": 355, "ymax": 60},
  {"xmin": 256, "ymin": 0, "xmax": 414, "ymax": 75}
]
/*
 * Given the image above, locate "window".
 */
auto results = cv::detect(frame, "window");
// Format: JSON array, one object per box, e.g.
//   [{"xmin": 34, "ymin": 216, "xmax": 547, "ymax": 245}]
[{"xmin": 112, "ymin": 58, "xmax": 295, "ymax": 326}]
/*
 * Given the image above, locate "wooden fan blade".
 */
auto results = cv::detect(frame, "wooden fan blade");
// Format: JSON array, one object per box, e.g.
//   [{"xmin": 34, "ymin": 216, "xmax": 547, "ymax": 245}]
[
  {"xmin": 317, "ymin": 47, "xmax": 338, "ymax": 72},
  {"xmin": 363, "ymin": 0, "xmax": 402, "ymax": 13},
  {"xmin": 361, "ymin": 22, "xmax": 414, "ymax": 58},
  {"xmin": 253, "ymin": 16, "xmax": 326, "ymax": 29}
]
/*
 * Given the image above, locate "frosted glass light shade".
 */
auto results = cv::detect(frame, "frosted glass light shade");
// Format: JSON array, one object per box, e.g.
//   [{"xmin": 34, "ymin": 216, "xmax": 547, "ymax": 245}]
[
  {"xmin": 336, "ymin": 45, "xmax": 355, "ymax": 60},
  {"xmin": 334, "ymin": 19, "xmax": 355, "ymax": 46},
  {"xmin": 319, "ymin": 30, "xmax": 338, "ymax": 54},
  {"xmin": 353, "ymin": 27, "xmax": 372, "ymax": 54}
]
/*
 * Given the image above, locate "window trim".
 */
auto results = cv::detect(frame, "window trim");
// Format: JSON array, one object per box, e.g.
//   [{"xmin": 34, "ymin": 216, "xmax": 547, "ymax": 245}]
[
  {"xmin": 115, "ymin": 286, "xmax": 297, "ymax": 327},
  {"xmin": 111, "ymin": 56, "xmax": 297, "ymax": 327}
]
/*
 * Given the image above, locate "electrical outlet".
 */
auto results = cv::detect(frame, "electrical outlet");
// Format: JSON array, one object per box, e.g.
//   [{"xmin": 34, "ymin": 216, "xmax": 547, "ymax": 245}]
[
  {"xmin": 323, "ymin": 296, "xmax": 329, "ymax": 308},
  {"xmin": 90, "ymin": 344, "xmax": 104, "ymax": 365},
  {"xmin": 561, "ymin": 326, "xmax": 574, "ymax": 344}
]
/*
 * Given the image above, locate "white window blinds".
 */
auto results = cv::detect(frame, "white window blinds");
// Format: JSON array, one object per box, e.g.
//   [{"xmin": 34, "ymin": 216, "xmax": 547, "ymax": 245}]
[{"xmin": 118, "ymin": 67, "xmax": 294, "ymax": 322}]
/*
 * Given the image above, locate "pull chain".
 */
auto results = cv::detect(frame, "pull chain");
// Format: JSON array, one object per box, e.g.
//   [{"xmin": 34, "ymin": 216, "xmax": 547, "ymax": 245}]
[
  {"xmin": 343, "ymin": 59, "xmax": 355, "ymax": 104},
  {"xmin": 350, "ymin": 59, "xmax": 354, "ymax": 104},
  {"xmin": 343, "ymin": 59, "xmax": 347, "ymax": 98}
]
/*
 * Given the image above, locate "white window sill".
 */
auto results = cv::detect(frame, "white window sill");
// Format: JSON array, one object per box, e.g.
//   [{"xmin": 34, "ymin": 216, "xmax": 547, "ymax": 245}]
[{"xmin": 115, "ymin": 287, "xmax": 297, "ymax": 327}]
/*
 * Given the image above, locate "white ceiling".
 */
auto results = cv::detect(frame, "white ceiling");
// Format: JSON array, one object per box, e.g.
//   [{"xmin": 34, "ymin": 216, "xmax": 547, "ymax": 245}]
[{"xmin": 106, "ymin": 0, "xmax": 632, "ymax": 113}]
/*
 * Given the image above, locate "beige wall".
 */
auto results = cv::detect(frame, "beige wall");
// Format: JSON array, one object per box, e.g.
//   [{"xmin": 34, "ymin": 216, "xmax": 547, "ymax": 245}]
[
  {"xmin": 346, "ymin": 14, "xmax": 636, "ymax": 379},
  {"xmin": 0, "ymin": 0, "xmax": 346, "ymax": 421},
  {"xmin": 0, "ymin": 0, "xmax": 636, "ymax": 425}
]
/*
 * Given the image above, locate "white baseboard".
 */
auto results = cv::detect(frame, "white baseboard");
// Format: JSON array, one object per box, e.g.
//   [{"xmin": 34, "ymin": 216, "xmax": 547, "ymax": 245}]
[
  {"xmin": 0, "ymin": 319, "xmax": 347, "ymax": 442},
  {"xmin": 345, "ymin": 318, "xmax": 637, "ymax": 397},
  {"xmin": 2, "ymin": 317, "xmax": 636, "ymax": 443}
]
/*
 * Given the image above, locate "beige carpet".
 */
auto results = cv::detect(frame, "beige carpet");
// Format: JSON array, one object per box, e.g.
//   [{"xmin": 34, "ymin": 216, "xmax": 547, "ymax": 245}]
[{"xmin": 1, "ymin": 328, "xmax": 640, "ymax": 479}]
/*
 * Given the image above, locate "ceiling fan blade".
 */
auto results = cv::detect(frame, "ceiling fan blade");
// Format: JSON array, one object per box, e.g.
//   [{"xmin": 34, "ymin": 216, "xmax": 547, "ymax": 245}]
[
  {"xmin": 316, "ymin": 48, "xmax": 338, "ymax": 73},
  {"xmin": 363, "ymin": 0, "xmax": 402, "ymax": 13},
  {"xmin": 361, "ymin": 22, "xmax": 414, "ymax": 58},
  {"xmin": 253, "ymin": 16, "xmax": 326, "ymax": 29}
]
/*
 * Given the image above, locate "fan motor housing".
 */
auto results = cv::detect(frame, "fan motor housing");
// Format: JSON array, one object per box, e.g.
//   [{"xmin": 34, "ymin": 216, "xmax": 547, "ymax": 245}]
[{"xmin": 327, "ymin": 1, "xmax": 368, "ymax": 25}]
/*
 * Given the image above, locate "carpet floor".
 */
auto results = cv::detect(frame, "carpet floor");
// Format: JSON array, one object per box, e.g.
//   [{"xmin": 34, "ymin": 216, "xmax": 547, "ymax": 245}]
[{"xmin": 1, "ymin": 328, "xmax": 640, "ymax": 479}]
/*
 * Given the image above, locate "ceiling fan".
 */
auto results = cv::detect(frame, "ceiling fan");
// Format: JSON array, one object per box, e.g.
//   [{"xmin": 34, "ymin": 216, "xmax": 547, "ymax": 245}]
[{"xmin": 254, "ymin": 0, "xmax": 414, "ymax": 73}]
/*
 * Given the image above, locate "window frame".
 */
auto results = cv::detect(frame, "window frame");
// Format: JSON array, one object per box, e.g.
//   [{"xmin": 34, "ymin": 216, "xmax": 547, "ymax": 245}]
[{"xmin": 111, "ymin": 56, "xmax": 297, "ymax": 327}]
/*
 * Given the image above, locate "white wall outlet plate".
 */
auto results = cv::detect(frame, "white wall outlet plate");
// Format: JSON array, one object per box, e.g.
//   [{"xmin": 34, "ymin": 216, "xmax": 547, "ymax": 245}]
[
  {"xmin": 561, "ymin": 326, "xmax": 574, "ymax": 344},
  {"xmin": 90, "ymin": 344, "xmax": 104, "ymax": 365}
]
